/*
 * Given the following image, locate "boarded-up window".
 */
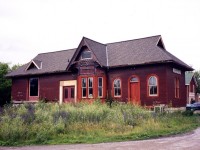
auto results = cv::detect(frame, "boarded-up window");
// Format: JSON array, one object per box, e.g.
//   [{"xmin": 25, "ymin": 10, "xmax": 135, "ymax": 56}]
[
  {"xmin": 175, "ymin": 78, "xmax": 180, "ymax": 98},
  {"xmin": 29, "ymin": 78, "xmax": 38, "ymax": 96}
]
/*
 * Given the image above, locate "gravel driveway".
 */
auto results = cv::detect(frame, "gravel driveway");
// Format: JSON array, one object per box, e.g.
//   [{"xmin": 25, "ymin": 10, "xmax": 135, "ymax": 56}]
[{"xmin": 1, "ymin": 128, "xmax": 200, "ymax": 150}]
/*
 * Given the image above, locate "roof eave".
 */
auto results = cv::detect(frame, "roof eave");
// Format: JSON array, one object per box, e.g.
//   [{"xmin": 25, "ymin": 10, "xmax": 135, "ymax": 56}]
[{"xmin": 6, "ymin": 70, "xmax": 72, "ymax": 78}]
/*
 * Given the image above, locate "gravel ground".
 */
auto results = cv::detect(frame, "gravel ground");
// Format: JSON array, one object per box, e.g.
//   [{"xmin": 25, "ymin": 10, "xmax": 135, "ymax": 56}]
[{"xmin": 1, "ymin": 128, "xmax": 200, "ymax": 150}]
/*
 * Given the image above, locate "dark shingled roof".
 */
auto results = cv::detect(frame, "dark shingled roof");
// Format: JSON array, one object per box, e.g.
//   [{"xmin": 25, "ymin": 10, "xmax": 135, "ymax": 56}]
[
  {"xmin": 107, "ymin": 35, "xmax": 192, "ymax": 69},
  {"xmin": 83, "ymin": 37, "xmax": 107, "ymax": 67},
  {"xmin": 7, "ymin": 49, "xmax": 75, "ymax": 77},
  {"xmin": 6, "ymin": 35, "xmax": 193, "ymax": 77}
]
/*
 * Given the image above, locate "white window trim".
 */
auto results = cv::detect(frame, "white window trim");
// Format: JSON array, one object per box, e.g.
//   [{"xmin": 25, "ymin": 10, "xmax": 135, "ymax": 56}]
[
  {"xmin": 114, "ymin": 79, "xmax": 121, "ymax": 97},
  {"xmin": 98, "ymin": 77, "xmax": 103, "ymax": 98},
  {"xmin": 88, "ymin": 77, "xmax": 93, "ymax": 98},
  {"xmin": 148, "ymin": 76, "xmax": 158, "ymax": 96},
  {"xmin": 82, "ymin": 78, "xmax": 87, "ymax": 98}
]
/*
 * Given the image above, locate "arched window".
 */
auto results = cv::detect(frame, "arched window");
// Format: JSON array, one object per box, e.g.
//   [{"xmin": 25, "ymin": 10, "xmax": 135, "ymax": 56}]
[
  {"xmin": 148, "ymin": 76, "xmax": 158, "ymax": 96},
  {"xmin": 114, "ymin": 79, "xmax": 121, "ymax": 97},
  {"xmin": 130, "ymin": 77, "xmax": 139, "ymax": 82}
]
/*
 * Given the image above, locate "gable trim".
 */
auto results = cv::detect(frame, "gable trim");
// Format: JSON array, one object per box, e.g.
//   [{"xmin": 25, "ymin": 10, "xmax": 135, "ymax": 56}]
[
  {"xmin": 84, "ymin": 39, "xmax": 103, "ymax": 67},
  {"xmin": 25, "ymin": 60, "xmax": 42, "ymax": 71},
  {"xmin": 66, "ymin": 37, "xmax": 103, "ymax": 71},
  {"xmin": 156, "ymin": 36, "xmax": 166, "ymax": 50}
]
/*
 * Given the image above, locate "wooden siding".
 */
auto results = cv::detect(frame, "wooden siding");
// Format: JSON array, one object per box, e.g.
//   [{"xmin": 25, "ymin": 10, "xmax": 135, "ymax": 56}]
[
  {"xmin": 12, "ymin": 73, "xmax": 77, "ymax": 102},
  {"xmin": 77, "ymin": 67, "xmax": 107, "ymax": 102},
  {"xmin": 11, "ymin": 78, "xmax": 28, "ymax": 101},
  {"xmin": 11, "ymin": 63, "xmax": 188, "ymax": 107},
  {"xmin": 107, "ymin": 63, "xmax": 188, "ymax": 107},
  {"xmin": 166, "ymin": 65, "xmax": 187, "ymax": 107}
]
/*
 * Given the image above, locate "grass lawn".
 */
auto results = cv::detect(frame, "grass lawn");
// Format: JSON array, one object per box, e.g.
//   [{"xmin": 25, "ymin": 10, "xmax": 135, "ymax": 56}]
[{"xmin": 0, "ymin": 101, "xmax": 199, "ymax": 146}]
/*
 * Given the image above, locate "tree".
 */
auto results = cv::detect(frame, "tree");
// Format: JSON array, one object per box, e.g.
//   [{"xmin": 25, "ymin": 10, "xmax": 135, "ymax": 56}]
[
  {"xmin": 11, "ymin": 63, "xmax": 21, "ymax": 71},
  {"xmin": 194, "ymin": 70, "xmax": 200, "ymax": 94},
  {"xmin": 0, "ymin": 62, "xmax": 12, "ymax": 106}
]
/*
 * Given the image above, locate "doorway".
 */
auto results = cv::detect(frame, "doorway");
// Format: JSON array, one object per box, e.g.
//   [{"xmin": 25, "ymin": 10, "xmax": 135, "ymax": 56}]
[
  {"xmin": 63, "ymin": 86, "xmax": 75, "ymax": 103},
  {"xmin": 130, "ymin": 76, "xmax": 140, "ymax": 104}
]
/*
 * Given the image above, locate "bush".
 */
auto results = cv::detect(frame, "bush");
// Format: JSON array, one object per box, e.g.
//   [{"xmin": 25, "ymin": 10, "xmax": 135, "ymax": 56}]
[
  {"xmin": 0, "ymin": 102, "xmax": 199, "ymax": 146},
  {"xmin": 182, "ymin": 110, "xmax": 194, "ymax": 116}
]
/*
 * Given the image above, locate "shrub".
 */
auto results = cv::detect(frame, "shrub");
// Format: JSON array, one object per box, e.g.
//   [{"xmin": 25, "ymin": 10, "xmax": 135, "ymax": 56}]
[
  {"xmin": 0, "ymin": 102, "xmax": 199, "ymax": 146},
  {"xmin": 182, "ymin": 110, "xmax": 194, "ymax": 116}
]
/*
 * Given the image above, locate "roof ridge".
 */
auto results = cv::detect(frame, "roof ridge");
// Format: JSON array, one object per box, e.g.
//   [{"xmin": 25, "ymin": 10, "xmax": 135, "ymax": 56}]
[
  {"xmin": 37, "ymin": 48, "xmax": 76, "ymax": 55},
  {"xmin": 83, "ymin": 37, "xmax": 106, "ymax": 46},
  {"xmin": 106, "ymin": 35, "xmax": 161, "ymax": 45}
]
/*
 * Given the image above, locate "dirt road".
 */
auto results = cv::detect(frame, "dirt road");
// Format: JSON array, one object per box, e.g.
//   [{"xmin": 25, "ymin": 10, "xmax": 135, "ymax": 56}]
[{"xmin": 1, "ymin": 128, "xmax": 200, "ymax": 150}]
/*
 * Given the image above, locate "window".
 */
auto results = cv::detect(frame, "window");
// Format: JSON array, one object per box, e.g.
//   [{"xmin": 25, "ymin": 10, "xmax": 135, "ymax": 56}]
[
  {"xmin": 130, "ymin": 77, "xmax": 139, "ymax": 82},
  {"xmin": 81, "ymin": 77, "xmax": 94, "ymax": 98},
  {"xmin": 71, "ymin": 88, "xmax": 74, "ymax": 98},
  {"xmin": 81, "ymin": 51, "xmax": 91, "ymax": 59},
  {"xmin": 114, "ymin": 79, "xmax": 121, "ymax": 97},
  {"xmin": 98, "ymin": 77, "xmax": 103, "ymax": 97},
  {"xmin": 64, "ymin": 88, "xmax": 68, "ymax": 98},
  {"xmin": 88, "ymin": 77, "xmax": 93, "ymax": 98},
  {"xmin": 29, "ymin": 78, "xmax": 39, "ymax": 96},
  {"xmin": 148, "ymin": 76, "xmax": 158, "ymax": 96},
  {"xmin": 175, "ymin": 78, "xmax": 180, "ymax": 98},
  {"xmin": 82, "ymin": 78, "xmax": 87, "ymax": 98}
]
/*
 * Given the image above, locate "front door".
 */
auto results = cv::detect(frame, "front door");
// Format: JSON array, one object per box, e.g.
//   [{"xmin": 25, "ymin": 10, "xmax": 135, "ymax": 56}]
[
  {"xmin": 63, "ymin": 86, "xmax": 75, "ymax": 103},
  {"xmin": 130, "ymin": 76, "xmax": 140, "ymax": 104}
]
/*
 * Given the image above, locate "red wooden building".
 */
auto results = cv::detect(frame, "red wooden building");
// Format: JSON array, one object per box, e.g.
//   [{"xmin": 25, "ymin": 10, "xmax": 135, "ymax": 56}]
[{"xmin": 6, "ymin": 35, "xmax": 193, "ymax": 107}]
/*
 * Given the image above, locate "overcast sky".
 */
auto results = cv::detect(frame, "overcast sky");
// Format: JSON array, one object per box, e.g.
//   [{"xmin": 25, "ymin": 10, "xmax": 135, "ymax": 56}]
[{"xmin": 0, "ymin": 0, "xmax": 199, "ymax": 70}]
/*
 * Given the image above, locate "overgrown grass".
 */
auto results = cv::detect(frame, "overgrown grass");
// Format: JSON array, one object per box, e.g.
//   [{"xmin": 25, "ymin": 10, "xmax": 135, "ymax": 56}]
[{"xmin": 0, "ymin": 101, "xmax": 199, "ymax": 146}]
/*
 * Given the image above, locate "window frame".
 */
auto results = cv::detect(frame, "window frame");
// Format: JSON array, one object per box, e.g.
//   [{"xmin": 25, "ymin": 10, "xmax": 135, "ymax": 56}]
[
  {"xmin": 88, "ymin": 77, "xmax": 93, "ymax": 98},
  {"xmin": 82, "ymin": 78, "xmax": 87, "ymax": 98},
  {"xmin": 148, "ymin": 75, "xmax": 158, "ymax": 97},
  {"xmin": 98, "ymin": 77, "xmax": 103, "ymax": 98},
  {"xmin": 29, "ymin": 78, "xmax": 39, "ymax": 97},
  {"xmin": 113, "ymin": 78, "xmax": 122, "ymax": 97},
  {"xmin": 175, "ymin": 77, "xmax": 180, "ymax": 98},
  {"xmin": 81, "ymin": 51, "xmax": 92, "ymax": 60}
]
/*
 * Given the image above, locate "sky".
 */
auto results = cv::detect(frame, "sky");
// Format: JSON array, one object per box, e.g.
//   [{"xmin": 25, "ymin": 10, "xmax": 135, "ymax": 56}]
[{"xmin": 0, "ymin": 0, "xmax": 200, "ymax": 70}]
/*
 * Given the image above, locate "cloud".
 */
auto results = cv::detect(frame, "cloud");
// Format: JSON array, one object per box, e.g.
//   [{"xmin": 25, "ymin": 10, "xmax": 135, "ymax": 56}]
[{"xmin": 0, "ymin": 0, "xmax": 200, "ymax": 70}]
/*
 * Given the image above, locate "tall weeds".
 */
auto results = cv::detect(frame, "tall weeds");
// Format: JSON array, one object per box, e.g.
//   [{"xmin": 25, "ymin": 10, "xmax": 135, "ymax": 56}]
[{"xmin": 0, "ymin": 101, "xmax": 199, "ymax": 146}]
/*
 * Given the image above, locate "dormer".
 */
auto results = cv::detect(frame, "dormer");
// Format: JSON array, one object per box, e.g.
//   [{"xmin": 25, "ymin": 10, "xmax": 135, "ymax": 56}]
[{"xmin": 25, "ymin": 59, "xmax": 42, "ymax": 71}]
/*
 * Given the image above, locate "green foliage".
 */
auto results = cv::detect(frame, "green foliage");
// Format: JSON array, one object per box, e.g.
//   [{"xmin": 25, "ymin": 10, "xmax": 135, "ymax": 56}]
[
  {"xmin": 0, "ymin": 102, "xmax": 199, "ymax": 146},
  {"xmin": 182, "ymin": 110, "xmax": 194, "ymax": 116},
  {"xmin": 0, "ymin": 62, "xmax": 21, "ymax": 106},
  {"xmin": 0, "ymin": 62, "xmax": 11, "ymax": 106},
  {"xmin": 194, "ymin": 70, "xmax": 200, "ymax": 93}
]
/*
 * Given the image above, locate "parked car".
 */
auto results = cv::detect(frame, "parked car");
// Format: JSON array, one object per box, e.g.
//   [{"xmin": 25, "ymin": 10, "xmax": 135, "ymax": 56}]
[{"xmin": 186, "ymin": 102, "xmax": 200, "ymax": 111}]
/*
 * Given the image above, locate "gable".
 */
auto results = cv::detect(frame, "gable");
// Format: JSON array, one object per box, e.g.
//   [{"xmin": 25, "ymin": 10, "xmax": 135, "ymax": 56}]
[
  {"xmin": 157, "ymin": 38, "xmax": 165, "ymax": 49},
  {"xmin": 26, "ymin": 60, "xmax": 42, "ymax": 71},
  {"xmin": 67, "ymin": 37, "xmax": 107, "ymax": 71},
  {"xmin": 75, "ymin": 46, "xmax": 93, "ymax": 61}
]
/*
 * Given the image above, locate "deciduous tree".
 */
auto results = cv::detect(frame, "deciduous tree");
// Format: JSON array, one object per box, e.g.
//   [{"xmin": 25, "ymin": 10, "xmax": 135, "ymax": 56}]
[{"xmin": 194, "ymin": 70, "xmax": 200, "ymax": 93}]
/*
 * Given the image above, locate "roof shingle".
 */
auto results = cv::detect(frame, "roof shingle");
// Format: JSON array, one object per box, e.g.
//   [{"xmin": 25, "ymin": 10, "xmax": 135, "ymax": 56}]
[{"xmin": 6, "ymin": 35, "xmax": 193, "ymax": 77}]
